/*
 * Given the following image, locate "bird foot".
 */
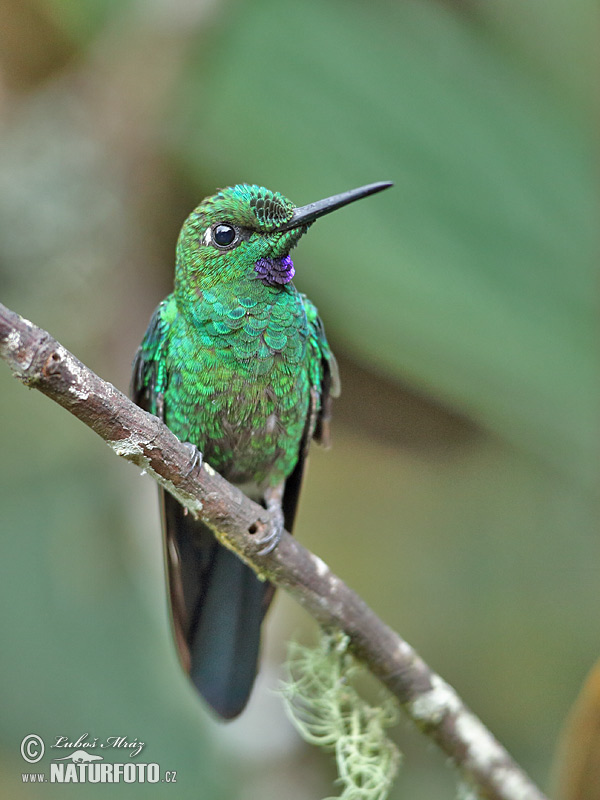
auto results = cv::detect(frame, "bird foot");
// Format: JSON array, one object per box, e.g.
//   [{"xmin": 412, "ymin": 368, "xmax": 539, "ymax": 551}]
[
  {"xmin": 256, "ymin": 507, "xmax": 284, "ymax": 556},
  {"xmin": 179, "ymin": 443, "xmax": 203, "ymax": 516},
  {"xmin": 256, "ymin": 484, "xmax": 285, "ymax": 556},
  {"xmin": 181, "ymin": 441, "xmax": 203, "ymax": 476}
]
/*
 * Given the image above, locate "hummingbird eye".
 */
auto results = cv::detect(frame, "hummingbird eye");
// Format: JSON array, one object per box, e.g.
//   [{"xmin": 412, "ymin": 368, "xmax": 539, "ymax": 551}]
[{"xmin": 211, "ymin": 224, "xmax": 238, "ymax": 249}]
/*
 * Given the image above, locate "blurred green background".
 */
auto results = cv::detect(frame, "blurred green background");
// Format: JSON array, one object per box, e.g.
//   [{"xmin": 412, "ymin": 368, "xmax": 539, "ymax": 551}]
[{"xmin": 0, "ymin": 0, "xmax": 597, "ymax": 798}]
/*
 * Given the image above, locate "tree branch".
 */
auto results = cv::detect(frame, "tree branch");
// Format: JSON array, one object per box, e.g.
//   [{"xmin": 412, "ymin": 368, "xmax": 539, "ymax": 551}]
[{"xmin": 0, "ymin": 301, "xmax": 548, "ymax": 800}]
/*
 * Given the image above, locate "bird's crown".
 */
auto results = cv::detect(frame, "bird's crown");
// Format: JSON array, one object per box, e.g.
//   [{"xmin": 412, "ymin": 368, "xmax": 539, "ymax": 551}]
[{"xmin": 199, "ymin": 184, "xmax": 296, "ymax": 231}]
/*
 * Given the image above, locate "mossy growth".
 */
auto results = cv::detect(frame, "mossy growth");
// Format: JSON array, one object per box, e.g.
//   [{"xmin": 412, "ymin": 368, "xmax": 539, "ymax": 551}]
[{"xmin": 280, "ymin": 631, "xmax": 401, "ymax": 800}]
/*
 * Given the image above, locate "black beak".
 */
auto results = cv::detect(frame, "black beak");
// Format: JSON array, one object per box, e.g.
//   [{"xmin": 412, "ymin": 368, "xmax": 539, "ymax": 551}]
[{"xmin": 276, "ymin": 181, "xmax": 393, "ymax": 230}]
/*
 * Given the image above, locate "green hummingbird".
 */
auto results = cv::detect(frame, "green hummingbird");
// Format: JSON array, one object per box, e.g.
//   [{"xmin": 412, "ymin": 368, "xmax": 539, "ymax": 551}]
[{"xmin": 132, "ymin": 181, "xmax": 392, "ymax": 718}]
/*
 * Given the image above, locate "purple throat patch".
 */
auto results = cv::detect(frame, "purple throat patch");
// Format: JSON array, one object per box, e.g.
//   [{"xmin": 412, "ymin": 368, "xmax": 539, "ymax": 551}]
[{"xmin": 254, "ymin": 255, "xmax": 295, "ymax": 286}]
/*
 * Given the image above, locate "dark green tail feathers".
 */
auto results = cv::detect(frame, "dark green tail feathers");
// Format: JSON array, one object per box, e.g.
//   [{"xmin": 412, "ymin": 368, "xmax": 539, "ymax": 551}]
[{"xmin": 163, "ymin": 493, "xmax": 272, "ymax": 719}]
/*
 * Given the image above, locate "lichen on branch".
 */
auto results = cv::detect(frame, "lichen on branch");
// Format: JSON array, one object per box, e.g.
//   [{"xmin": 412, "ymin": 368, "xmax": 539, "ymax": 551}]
[{"xmin": 281, "ymin": 632, "xmax": 401, "ymax": 800}]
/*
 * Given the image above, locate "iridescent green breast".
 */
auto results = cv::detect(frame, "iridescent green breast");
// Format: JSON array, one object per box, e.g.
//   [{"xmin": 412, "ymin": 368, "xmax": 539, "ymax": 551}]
[{"xmin": 162, "ymin": 286, "xmax": 312, "ymax": 487}]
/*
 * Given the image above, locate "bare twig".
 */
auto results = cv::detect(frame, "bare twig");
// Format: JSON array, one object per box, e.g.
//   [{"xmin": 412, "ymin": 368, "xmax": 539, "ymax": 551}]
[{"xmin": 0, "ymin": 301, "xmax": 549, "ymax": 800}]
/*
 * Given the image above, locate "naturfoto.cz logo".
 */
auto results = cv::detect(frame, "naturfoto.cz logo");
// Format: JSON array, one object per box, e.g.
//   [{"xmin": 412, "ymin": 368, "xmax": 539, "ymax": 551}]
[{"xmin": 20, "ymin": 734, "xmax": 177, "ymax": 784}]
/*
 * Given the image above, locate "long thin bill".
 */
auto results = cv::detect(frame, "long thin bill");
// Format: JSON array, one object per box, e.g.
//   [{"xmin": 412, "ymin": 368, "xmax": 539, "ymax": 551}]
[{"xmin": 277, "ymin": 181, "xmax": 393, "ymax": 230}]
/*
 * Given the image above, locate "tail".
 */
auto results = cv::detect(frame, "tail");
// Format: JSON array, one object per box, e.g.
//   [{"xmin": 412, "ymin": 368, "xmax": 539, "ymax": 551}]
[{"xmin": 162, "ymin": 492, "xmax": 274, "ymax": 719}]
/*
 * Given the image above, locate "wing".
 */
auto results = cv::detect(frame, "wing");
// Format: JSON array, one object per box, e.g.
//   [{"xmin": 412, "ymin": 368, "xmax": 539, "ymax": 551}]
[
  {"xmin": 131, "ymin": 297, "xmax": 194, "ymax": 664},
  {"xmin": 281, "ymin": 296, "xmax": 340, "ymax": 533},
  {"xmin": 131, "ymin": 299, "xmax": 171, "ymax": 417}
]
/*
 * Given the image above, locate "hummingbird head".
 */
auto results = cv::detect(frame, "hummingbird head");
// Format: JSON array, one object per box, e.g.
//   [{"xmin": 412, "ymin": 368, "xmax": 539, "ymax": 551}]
[{"xmin": 175, "ymin": 182, "xmax": 392, "ymax": 293}]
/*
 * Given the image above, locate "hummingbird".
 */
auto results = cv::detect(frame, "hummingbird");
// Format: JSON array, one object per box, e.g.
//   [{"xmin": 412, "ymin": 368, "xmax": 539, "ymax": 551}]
[{"xmin": 132, "ymin": 181, "xmax": 392, "ymax": 719}]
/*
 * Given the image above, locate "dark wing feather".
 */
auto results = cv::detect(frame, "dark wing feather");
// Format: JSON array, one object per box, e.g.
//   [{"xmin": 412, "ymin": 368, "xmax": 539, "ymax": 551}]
[
  {"xmin": 131, "ymin": 302, "xmax": 169, "ymax": 417},
  {"xmin": 281, "ymin": 299, "xmax": 340, "ymax": 534},
  {"xmin": 131, "ymin": 301, "xmax": 192, "ymax": 671}
]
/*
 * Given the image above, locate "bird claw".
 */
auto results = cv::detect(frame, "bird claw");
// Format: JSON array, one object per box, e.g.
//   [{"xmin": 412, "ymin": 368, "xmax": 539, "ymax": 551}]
[
  {"xmin": 181, "ymin": 441, "xmax": 203, "ymax": 476},
  {"xmin": 256, "ymin": 507, "xmax": 284, "ymax": 556},
  {"xmin": 256, "ymin": 484, "xmax": 285, "ymax": 556}
]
